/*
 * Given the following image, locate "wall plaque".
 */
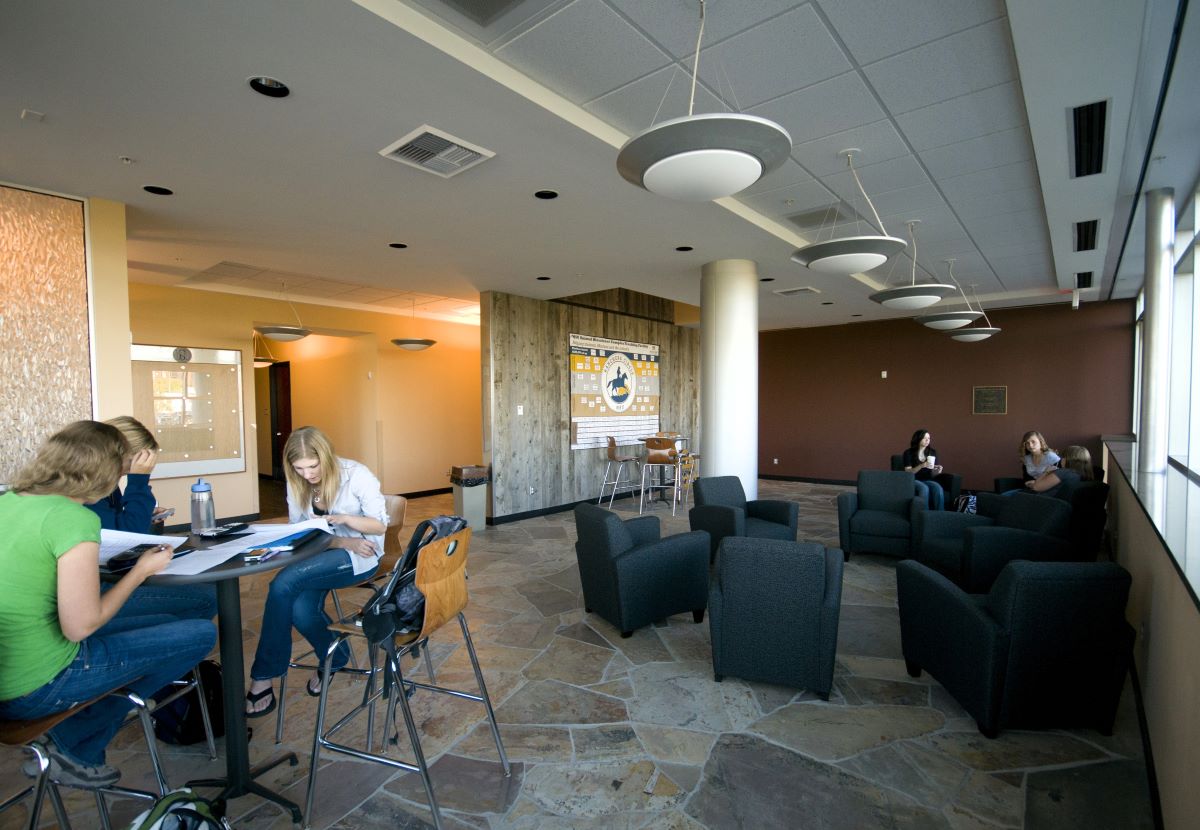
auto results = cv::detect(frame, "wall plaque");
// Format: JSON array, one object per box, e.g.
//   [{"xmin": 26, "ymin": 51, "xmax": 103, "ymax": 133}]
[{"xmin": 972, "ymin": 386, "xmax": 1008, "ymax": 415}]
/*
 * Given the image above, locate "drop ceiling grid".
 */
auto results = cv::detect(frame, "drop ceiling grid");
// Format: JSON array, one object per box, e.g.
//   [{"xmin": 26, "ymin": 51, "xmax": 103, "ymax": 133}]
[
  {"xmin": 917, "ymin": 126, "xmax": 1033, "ymax": 180},
  {"xmin": 749, "ymin": 72, "xmax": 885, "ymax": 145},
  {"xmin": 789, "ymin": 119, "xmax": 911, "ymax": 177},
  {"xmin": 582, "ymin": 64, "xmax": 726, "ymax": 137},
  {"xmin": 817, "ymin": 0, "xmax": 1008, "ymax": 65}
]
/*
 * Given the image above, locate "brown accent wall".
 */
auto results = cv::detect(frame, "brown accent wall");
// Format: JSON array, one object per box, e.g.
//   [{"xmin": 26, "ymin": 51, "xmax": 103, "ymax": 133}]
[{"xmin": 759, "ymin": 301, "xmax": 1135, "ymax": 491}]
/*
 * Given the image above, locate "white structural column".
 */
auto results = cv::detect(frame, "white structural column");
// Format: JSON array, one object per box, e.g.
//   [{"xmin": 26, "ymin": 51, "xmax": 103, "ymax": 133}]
[
  {"xmin": 700, "ymin": 259, "xmax": 759, "ymax": 499},
  {"xmin": 1139, "ymin": 188, "xmax": 1174, "ymax": 473}
]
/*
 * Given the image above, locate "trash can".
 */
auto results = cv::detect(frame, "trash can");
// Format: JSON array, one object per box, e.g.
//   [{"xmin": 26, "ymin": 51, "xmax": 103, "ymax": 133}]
[{"xmin": 450, "ymin": 465, "xmax": 489, "ymax": 529}]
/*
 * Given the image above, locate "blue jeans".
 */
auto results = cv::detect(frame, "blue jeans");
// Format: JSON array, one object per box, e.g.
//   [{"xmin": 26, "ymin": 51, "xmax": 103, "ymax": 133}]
[
  {"xmin": 100, "ymin": 583, "xmax": 218, "ymax": 632},
  {"xmin": 0, "ymin": 619, "xmax": 216, "ymax": 766},
  {"xmin": 915, "ymin": 479, "xmax": 945, "ymax": 510},
  {"xmin": 249, "ymin": 548, "xmax": 378, "ymax": 680}
]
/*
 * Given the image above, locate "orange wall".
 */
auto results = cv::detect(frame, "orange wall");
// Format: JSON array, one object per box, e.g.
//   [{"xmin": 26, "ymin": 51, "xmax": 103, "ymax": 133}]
[
  {"xmin": 759, "ymin": 301, "xmax": 1136, "ymax": 490},
  {"xmin": 128, "ymin": 283, "xmax": 481, "ymax": 517}
]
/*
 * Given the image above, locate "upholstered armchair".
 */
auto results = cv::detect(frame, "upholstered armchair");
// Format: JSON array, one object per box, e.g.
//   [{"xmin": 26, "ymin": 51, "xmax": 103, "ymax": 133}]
[
  {"xmin": 688, "ymin": 476, "xmax": 798, "ymax": 560},
  {"xmin": 898, "ymin": 559, "xmax": 1134, "ymax": 738},
  {"xmin": 837, "ymin": 470, "xmax": 926, "ymax": 559},
  {"xmin": 573, "ymin": 503, "xmax": 709, "ymax": 638},
  {"xmin": 709, "ymin": 537, "xmax": 843, "ymax": 699},
  {"xmin": 890, "ymin": 454, "xmax": 962, "ymax": 505},
  {"xmin": 914, "ymin": 492, "xmax": 1071, "ymax": 592}
]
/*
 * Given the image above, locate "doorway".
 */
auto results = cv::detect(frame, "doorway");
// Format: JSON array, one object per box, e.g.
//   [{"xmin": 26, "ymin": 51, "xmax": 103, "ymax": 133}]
[{"xmin": 255, "ymin": 361, "xmax": 292, "ymax": 519}]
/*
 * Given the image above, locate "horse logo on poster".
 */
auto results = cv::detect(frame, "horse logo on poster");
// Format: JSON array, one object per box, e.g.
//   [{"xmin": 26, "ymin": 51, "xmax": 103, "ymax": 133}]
[{"xmin": 601, "ymin": 353, "xmax": 636, "ymax": 412}]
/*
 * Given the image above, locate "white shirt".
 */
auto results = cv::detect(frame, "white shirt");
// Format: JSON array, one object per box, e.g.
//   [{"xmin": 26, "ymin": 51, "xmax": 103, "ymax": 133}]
[{"xmin": 287, "ymin": 458, "xmax": 388, "ymax": 576}]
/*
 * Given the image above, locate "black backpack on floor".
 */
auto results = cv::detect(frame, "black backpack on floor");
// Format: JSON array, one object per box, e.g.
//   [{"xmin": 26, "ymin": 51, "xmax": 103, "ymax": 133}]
[{"xmin": 152, "ymin": 660, "xmax": 225, "ymax": 745}]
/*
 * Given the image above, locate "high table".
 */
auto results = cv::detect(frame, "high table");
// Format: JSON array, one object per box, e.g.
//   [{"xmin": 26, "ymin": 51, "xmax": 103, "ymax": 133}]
[{"xmin": 143, "ymin": 531, "xmax": 331, "ymax": 822}]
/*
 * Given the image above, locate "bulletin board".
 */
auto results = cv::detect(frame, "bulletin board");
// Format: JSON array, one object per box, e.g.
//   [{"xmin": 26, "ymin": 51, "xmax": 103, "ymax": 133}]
[{"xmin": 569, "ymin": 333, "xmax": 660, "ymax": 450}]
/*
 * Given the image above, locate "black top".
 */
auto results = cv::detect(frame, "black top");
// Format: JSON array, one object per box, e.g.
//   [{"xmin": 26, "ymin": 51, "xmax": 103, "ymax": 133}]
[{"xmin": 901, "ymin": 447, "xmax": 940, "ymax": 481}]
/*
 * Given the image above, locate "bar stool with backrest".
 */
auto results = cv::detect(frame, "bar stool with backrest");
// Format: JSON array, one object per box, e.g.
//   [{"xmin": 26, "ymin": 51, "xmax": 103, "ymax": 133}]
[
  {"xmin": 0, "ymin": 689, "xmax": 168, "ymax": 830},
  {"xmin": 639, "ymin": 436, "xmax": 681, "ymax": 514},
  {"xmin": 598, "ymin": 437, "xmax": 641, "ymax": 507},
  {"xmin": 276, "ymin": 495, "xmax": 408, "ymax": 743},
  {"xmin": 303, "ymin": 526, "xmax": 509, "ymax": 830}
]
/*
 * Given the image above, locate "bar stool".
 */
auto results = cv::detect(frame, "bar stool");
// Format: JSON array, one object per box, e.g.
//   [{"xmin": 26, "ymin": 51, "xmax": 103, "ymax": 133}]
[
  {"xmin": 277, "ymin": 494, "xmax": 409, "ymax": 743},
  {"xmin": 598, "ymin": 437, "xmax": 640, "ymax": 507},
  {"xmin": 639, "ymin": 436, "xmax": 681, "ymax": 514},
  {"xmin": 1, "ymin": 690, "xmax": 164, "ymax": 830},
  {"xmin": 676, "ymin": 451, "xmax": 700, "ymax": 509},
  {"xmin": 303, "ymin": 526, "xmax": 509, "ymax": 830}
]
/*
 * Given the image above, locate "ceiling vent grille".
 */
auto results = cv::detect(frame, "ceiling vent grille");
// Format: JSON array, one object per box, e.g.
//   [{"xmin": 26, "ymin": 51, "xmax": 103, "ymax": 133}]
[
  {"xmin": 379, "ymin": 126, "xmax": 495, "ymax": 178},
  {"xmin": 1074, "ymin": 219, "xmax": 1099, "ymax": 251},
  {"xmin": 787, "ymin": 203, "xmax": 859, "ymax": 230},
  {"xmin": 1070, "ymin": 100, "xmax": 1106, "ymax": 178},
  {"xmin": 773, "ymin": 286, "xmax": 821, "ymax": 297},
  {"xmin": 1075, "ymin": 272, "xmax": 1094, "ymax": 289}
]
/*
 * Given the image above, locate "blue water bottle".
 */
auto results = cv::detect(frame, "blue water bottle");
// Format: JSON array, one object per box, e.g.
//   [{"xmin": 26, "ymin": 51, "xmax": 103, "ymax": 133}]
[{"xmin": 190, "ymin": 478, "xmax": 216, "ymax": 532}]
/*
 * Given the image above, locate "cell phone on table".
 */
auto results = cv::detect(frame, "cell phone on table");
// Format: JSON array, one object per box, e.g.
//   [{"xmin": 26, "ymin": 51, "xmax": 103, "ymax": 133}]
[
  {"xmin": 154, "ymin": 506, "xmax": 176, "ymax": 519},
  {"xmin": 103, "ymin": 543, "xmax": 168, "ymax": 574}
]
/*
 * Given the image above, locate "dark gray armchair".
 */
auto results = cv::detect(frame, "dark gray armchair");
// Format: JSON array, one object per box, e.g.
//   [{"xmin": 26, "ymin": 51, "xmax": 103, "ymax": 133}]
[
  {"xmin": 914, "ymin": 492, "xmax": 1071, "ymax": 592},
  {"xmin": 688, "ymin": 476, "xmax": 798, "ymax": 560},
  {"xmin": 837, "ymin": 470, "xmax": 926, "ymax": 559},
  {"xmin": 890, "ymin": 454, "xmax": 962, "ymax": 505},
  {"xmin": 709, "ymin": 537, "xmax": 843, "ymax": 699},
  {"xmin": 898, "ymin": 559, "xmax": 1134, "ymax": 738},
  {"xmin": 573, "ymin": 503, "xmax": 709, "ymax": 638}
]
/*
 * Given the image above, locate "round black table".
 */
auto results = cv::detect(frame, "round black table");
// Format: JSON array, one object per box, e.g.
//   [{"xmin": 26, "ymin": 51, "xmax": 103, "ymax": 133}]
[{"xmin": 142, "ymin": 530, "xmax": 331, "ymax": 822}]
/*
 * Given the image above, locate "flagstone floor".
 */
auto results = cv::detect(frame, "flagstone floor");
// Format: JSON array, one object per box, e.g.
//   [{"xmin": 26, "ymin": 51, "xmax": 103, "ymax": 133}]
[{"xmin": 1, "ymin": 482, "xmax": 1154, "ymax": 829}]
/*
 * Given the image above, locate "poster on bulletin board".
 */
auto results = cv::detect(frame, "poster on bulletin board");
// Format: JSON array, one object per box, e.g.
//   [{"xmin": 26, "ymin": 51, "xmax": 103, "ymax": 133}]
[{"xmin": 569, "ymin": 333, "xmax": 660, "ymax": 450}]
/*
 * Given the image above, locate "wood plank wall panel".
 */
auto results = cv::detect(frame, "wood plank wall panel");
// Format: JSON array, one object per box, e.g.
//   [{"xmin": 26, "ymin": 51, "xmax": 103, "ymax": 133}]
[
  {"xmin": 554, "ymin": 287, "xmax": 675, "ymax": 323},
  {"xmin": 482, "ymin": 291, "xmax": 699, "ymax": 519},
  {"xmin": 0, "ymin": 186, "xmax": 90, "ymax": 483}
]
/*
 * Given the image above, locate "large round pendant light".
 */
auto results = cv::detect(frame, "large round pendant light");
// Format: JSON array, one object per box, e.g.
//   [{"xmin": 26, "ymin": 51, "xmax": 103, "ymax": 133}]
[
  {"xmin": 619, "ymin": 113, "xmax": 792, "ymax": 201},
  {"xmin": 949, "ymin": 327, "xmax": 1001, "ymax": 342},
  {"xmin": 256, "ymin": 324, "xmax": 310, "ymax": 342},
  {"xmin": 615, "ymin": 0, "xmax": 791, "ymax": 202},
  {"xmin": 868, "ymin": 220, "xmax": 953, "ymax": 310},
  {"xmin": 792, "ymin": 149, "xmax": 906, "ymax": 274},
  {"xmin": 915, "ymin": 260, "xmax": 983, "ymax": 328}
]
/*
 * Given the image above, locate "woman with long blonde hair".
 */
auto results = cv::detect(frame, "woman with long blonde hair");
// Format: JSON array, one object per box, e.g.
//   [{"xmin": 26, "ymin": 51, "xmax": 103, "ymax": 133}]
[
  {"xmin": 1027, "ymin": 445, "xmax": 1095, "ymax": 499},
  {"xmin": 245, "ymin": 426, "xmax": 387, "ymax": 717},
  {"xmin": 1018, "ymin": 430, "xmax": 1060, "ymax": 481}
]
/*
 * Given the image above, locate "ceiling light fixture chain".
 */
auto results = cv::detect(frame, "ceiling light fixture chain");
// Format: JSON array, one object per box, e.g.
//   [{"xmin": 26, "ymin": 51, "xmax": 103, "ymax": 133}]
[
  {"xmin": 847, "ymin": 150, "xmax": 888, "ymax": 237},
  {"xmin": 914, "ymin": 259, "xmax": 985, "ymax": 330},
  {"xmin": 866, "ymin": 219, "xmax": 954, "ymax": 309},
  {"xmin": 687, "ymin": 0, "xmax": 706, "ymax": 117}
]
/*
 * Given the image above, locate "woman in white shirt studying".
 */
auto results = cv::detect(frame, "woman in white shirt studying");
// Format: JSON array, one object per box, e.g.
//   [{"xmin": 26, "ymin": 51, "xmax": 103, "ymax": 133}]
[{"xmin": 245, "ymin": 426, "xmax": 387, "ymax": 717}]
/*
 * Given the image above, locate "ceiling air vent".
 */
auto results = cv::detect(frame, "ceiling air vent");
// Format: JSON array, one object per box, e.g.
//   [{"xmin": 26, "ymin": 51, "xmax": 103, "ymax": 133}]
[
  {"xmin": 379, "ymin": 126, "xmax": 495, "ymax": 178},
  {"xmin": 1074, "ymin": 219, "xmax": 1099, "ymax": 251},
  {"xmin": 1075, "ymin": 272, "xmax": 1094, "ymax": 289},
  {"xmin": 773, "ymin": 286, "xmax": 821, "ymax": 298},
  {"xmin": 1070, "ymin": 100, "xmax": 1106, "ymax": 178},
  {"xmin": 787, "ymin": 203, "xmax": 858, "ymax": 231}
]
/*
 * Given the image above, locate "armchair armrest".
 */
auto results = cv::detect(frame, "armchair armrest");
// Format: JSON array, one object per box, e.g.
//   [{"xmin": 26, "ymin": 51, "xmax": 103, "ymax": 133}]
[
  {"xmin": 914, "ymin": 510, "xmax": 992, "ymax": 547},
  {"xmin": 906, "ymin": 496, "xmax": 928, "ymax": 530},
  {"xmin": 615, "ymin": 531, "xmax": 710, "ymax": 617},
  {"xmin": 959, "ymin": 527, "xmax": 1073, "ymax": 593},
  {"xmin": 836, "ymin": 492, "xmax": 858, "ymax": 552},
  {"xmin": 747, "ymin": 499, "xmax": 799, "ymax": 532},
  {"xmin": 624, "ymin": 515, "xmax": 661, "ymax": 546},
  {"xmin": 994, "ymin": 476, "xmax": 1023, "ymax": 494},
  {"xmin": 689, "ymin": 504, "xmax": 745, "ymax": 558}
]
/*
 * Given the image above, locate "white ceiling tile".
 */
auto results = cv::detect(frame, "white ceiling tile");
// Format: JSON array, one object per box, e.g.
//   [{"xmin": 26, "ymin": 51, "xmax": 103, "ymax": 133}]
[
  {"xmin": 749, "ymin": 72, "xmax": 885, "ymax": 144},
  {"xmin": 895, "ymin": 81, "xmax": 1026, "ymax": 151},
  {"xmin": 608, "ymin": 0, "xmax": 799, "ymax": 60},
  {"xmin": 791, "ymin": 120, "xmax": 910, "ymax": 177},
  {"xmin": 820, "ymin": 0, "xmax": 1007, "ymax": 64},
  {"xmin": 584, "ymin": 64, "xmax": 725, "ymax": 135},
  {"xmin": 869, "ymin": 183, "xmax": 949, "ymax": 218},
  {"xmin": 737, "ymin": 177, "xmax": 839, "ymax": 221},
  {"xmin": 199, "ymin": 262, "xmax": 263, "ymax": 279},
  {"xmin": 988, "ymin": 253, "xmax": 1056, "ymax": 286},
  {"xmin": 823, "ymin": 154, "xmax": 929, "ymax": 204},
  {"xmin": 496, "ymin": 0, "xmax": 670, "ymax": 103},
  {"xmin": 950, "ymin": 185, "xmax": 1044, "ymax": 220},
  {"xmin": 918, "ymin": 126, "xmax": 1032, "ymax": 179},
  {"xmin": 961, "ymin": 209, "xmax": 1048, "ymax": 246},
  {"xmin": 939, "ymin": 160, "xmax": 1039, "ymax": 202},
  {"xmin": 982, "ymin": 237, "xmax": 1052, "ymax": 260},
  {"xmin": 336, "ymin": 286, "xmax": 399, "ymax": 302},
  {"xmin": 695, "ymin": 5, "xmax": 850, "ymax": 108},
  {"xmin": 741, "ymin": 159, "xmax": 818, "ymax": 196},
  {"xmin": 864, "ymin": 19, "xmax": 1017, "ymax": 115}
]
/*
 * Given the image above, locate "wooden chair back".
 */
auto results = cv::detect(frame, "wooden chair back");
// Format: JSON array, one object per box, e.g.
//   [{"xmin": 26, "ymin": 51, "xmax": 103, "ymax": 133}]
[
  {"xmin": 379, "ymin": 495, "xmax": 409, "ymax": 573},
  {"xmin": 414, "ymin": 527, "xmax": 472, "ymax": 640},
  {"xmin": 606, "ymin": 436, "xmax": 622, "ymax": 461},
  {"xmin": 644, "ymin": 436, "xmax": 678, "ymax": 465}
]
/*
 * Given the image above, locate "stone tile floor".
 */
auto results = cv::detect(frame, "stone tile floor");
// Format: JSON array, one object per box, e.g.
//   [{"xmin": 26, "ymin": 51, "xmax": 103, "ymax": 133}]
[{"xmin": 0, "ymin": 482, "xmax": 1154, "ymax": 828}]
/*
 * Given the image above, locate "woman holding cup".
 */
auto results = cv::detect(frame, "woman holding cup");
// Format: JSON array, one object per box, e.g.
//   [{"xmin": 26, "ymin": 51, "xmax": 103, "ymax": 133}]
[{"xmin": 902, "ymin": 428, "xmax": 952, "ymax": 510}]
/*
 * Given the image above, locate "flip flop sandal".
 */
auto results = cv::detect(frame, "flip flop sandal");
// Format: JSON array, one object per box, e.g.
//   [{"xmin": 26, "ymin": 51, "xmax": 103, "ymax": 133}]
[{"xmin": 244, "ymin": 686, "xmax": 277, "ymax": 719}]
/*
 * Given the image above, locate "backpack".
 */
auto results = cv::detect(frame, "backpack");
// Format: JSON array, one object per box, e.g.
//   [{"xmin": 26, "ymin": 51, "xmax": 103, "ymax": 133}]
[
  {"xmin": 125, "ymin": 788, "xmax": 230, "ymax": 830},
  {"xmin": 954, "ymin": 493, "xmax": 978, "ymax": 514},
  {"xmin": 152, "ymin": 660, "xmax": 225, "ymax": 745}
]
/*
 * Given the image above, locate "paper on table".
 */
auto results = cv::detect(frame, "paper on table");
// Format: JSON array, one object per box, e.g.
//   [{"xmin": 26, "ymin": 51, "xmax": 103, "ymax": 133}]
[
  {"xmin": 246, "ymin": 518, "xmax": 330, "ymax": 535},
  {"xmin": 99, "ymin": 529, "xmax": 185, "ymax": 565},
  {"xmin": 160, "ymin": 519, "xmax": 332, "ymax": 576}
]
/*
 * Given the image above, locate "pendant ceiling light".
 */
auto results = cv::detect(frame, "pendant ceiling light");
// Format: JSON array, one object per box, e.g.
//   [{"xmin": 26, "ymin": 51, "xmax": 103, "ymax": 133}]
[
  {"xmin": 791, "ymin": 149, "xmax": 907, "ymax": 274},
  {"xmin": 252, "ymin": 331, "xmax": 278, "ymax": 368},
  {"xmin": 948, "ymin": 284, "xmax": 1001, "ymax": 342},
  {"xmin": 616, "ymin": 0, "xmax": 791, "ymax": 201},
  {"xmin": 914, "ymin": 260, "xmax": 984, "ymax": 330},
  {"xmin": 867, "ymin": 220, "xmax": 955, "ymax": 310},
  {"xmin": 391, "ymin": 298, "xmax": 436, "ymax": 351},
  {"xmin": 257, "ymin": 283, "xmax": 311, "ymax": 341}
]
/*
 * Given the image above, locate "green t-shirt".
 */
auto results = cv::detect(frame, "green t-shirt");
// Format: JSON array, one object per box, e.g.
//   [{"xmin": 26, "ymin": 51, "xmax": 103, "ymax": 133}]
[{"xmin": 0, "ymin": 491, "xmax": 100, "ymax": 700}]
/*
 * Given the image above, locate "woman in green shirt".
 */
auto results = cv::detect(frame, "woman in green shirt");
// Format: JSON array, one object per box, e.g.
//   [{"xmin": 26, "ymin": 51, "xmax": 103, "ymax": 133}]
[{"xmin": 0, "ymin": 421, "xmax": 216, "ymax": 790}]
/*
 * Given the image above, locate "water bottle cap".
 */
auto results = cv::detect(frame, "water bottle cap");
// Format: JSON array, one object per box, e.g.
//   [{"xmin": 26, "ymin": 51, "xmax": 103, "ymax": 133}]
[{"xmin": 191, "ymin": 478, "xmax": 212, "ymax": 493}]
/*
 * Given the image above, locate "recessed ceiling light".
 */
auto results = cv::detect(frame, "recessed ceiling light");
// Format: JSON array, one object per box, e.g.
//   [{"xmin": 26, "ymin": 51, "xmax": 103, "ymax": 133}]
[
  {"xmin": 388, "ymin": 242, "xmax": 408, "ymax": 249},
  {"xmin": 851, "ymin": 313, "xmax": 863, "ymax": 317},
  {"xmin": 675, "ymin": 245, "xmax": 694, "ymax": 252},
  {"xmin": 534, "ymin": 190, "xmax": 558, "ymax": 200},
  {"xmin": 143, "ymin": 186, "xmax": 173, "ymax": 195},
  {"xmin": 536, "ymin": 276, "xmax": 551, "ymax": 281},
  {"xmin": 248, "ymin": 76, "xmax": 290, "ymax": 98},
  {"xmin": 760, "ymin": 277, "xmax": 775, "ymax": 283},
  {"xmin": 821, "ymin": 301, "xmax": 834, "ymax": 305}
]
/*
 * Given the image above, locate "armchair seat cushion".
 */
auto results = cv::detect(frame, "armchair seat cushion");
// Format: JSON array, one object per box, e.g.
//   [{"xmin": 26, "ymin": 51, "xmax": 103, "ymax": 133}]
[
  {"xmin": 850, "ymin": 509, "xmax": 912, "ymax": 539},
  {"xmin": 919, "ymin": 537, "xmax": 962, "ymax": 575},
  {"xmin": 744, "ymin": 516, "xmax": 796, "ymax": 542}
]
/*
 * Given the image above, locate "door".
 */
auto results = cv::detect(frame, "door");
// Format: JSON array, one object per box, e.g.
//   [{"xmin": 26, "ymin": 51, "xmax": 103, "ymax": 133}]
[{"xmin": 269, "ymin": 361, "xmax": 292, "ymax": 480}]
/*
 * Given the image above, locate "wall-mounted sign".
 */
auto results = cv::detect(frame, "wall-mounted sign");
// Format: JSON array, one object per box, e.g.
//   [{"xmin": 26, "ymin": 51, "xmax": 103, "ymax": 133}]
[
  {"xmin": 972, "ymin": 385, "xmax": 1008, "ymax": 415},
  {"xmin": 569, "ymin": 333, "xmax": 660, "ymax": 450}
]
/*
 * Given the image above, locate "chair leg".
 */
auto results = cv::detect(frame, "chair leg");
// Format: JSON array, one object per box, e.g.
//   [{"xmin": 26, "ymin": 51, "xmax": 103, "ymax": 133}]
[
  {"xmin": 190, "ymin": 667, "xmax": 217, "ymax": 761},
  {"xmin": 123, "ymin": 691, "xmax": 168, "ymax": 796},
  {"xmin": 458, "ymin": 615, "xmax": 510, "ymax": 776},
  {"xmin": 598, "ymin": 460, "xmax": 615, "ymax": 504},
  {"xmin": 692, "ymin": 609, "xmax": 704, "ymax": 624},
  {"xmin": 303, "ymin": 637, "xmax": 344, "ymax": 828},
  {"xmin": 93, "ymin": 790, "xmax": 112, "ymax": 830},
  {"xmin": 389, "ymin": 653, "xmax": 444, "ymax": 830},
  {"xmin": 276, "ymin": 671, "xmax": 289, "ymax": 744},
  {"xmin": 21, "ymin": 744, "xmax": 52, "ymax": 830},
  {"xmin": 46, "ymin": 782, "xmax": 71, "ymax": 830},
  {"xmin": 639, "ymin": 465, "xmax": 650, "ymax": 514}
]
